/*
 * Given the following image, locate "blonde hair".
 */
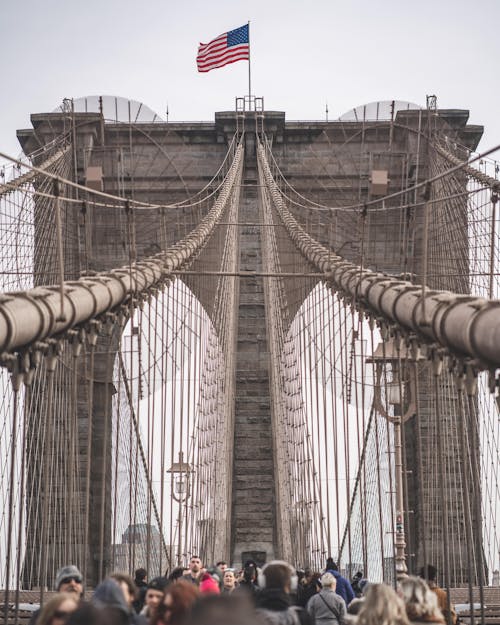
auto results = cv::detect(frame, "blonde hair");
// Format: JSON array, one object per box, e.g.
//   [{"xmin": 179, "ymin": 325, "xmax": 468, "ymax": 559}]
[
  {"xmin": 320, "ymin": 572, "xmax": 336, "ymax": 588},
  {"xmin": 399, "ymin": 576, "xmax": 442, "ymax": 621},
  {"xmin": 37, "ymin": 593, "xmax": 79, "ymax": 625},
  {"xmin": 357, "ymin": 583, "xmax": 410, "ymax": 625}
]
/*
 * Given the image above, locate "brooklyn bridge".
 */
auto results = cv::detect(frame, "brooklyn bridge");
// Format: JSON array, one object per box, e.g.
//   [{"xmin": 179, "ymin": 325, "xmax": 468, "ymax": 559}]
[{"xmin": 0, "ymin": 95, "xmax": 499, "ymax": 621}]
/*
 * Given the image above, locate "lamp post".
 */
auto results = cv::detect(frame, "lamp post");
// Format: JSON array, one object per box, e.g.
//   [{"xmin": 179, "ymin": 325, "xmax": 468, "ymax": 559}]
[
  {"xmin": 167, "ymin": 451, "xmax": 192, "ymax": 565},
  {"xmin": 369, "ymin": 339, "xmax": 417, "ymax": 581}
]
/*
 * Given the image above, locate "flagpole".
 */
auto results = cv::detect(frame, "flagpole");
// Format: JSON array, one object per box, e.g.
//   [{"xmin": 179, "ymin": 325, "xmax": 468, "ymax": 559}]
[{"xmin": 247, "ymin": 21, "xmax": 251, "ymax": 104}]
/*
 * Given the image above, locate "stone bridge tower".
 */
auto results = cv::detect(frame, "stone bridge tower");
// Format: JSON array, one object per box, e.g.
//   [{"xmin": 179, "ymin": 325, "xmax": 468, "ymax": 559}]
[{"xmin": 18, "ymin": 98, "xmax": 483, "ymax": 584}]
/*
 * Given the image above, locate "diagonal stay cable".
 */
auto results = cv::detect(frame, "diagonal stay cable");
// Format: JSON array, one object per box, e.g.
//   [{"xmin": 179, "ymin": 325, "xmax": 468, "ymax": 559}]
[
  {"xmin": 0, "ymin": 148, "xmax": 70, "ymax": 198},
  {"xmin": 0, "ymin": 133, "xmax": 239, "ymax": 211},
  {"xmin": 0, "ymin": 141, "xmax": 245, "ymax": 355},
  {"xmin": 119, "ymin": 352, "xmax": 171, "ymax": 569},
  {"xmin": 257, "ymin": 139, "xmax": 500, "ymax": 370},
  {"xmin": 337, "ymin": 405, "xmax": 375, "ymax": 560}
]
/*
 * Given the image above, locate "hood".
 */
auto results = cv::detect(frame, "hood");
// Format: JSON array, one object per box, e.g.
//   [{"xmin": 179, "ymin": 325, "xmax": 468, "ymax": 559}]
[
  {"xmin": 92, "ymin": 579, "xmax": 129, "ymax": 615},
  {"xmin": 199, "ymin": 573, "xmax": 220, "ymax": 594}
]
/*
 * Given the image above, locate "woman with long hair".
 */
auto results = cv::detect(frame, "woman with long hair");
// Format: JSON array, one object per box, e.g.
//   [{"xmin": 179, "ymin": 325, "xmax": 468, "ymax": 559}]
[
  {"xmin": 36, "ymin": 593, "xmax": 79, "ymax": 625},
  {"xmin": 356, "ymin": 583, "xmax": 410, "ymax": 625},
  {"xmin": 152, "ymin": 580, "xmax": 199, "ymax": 625},
  {"xmin": 399, "ymin": 577, "xmax": 445, "ymax": 624}
]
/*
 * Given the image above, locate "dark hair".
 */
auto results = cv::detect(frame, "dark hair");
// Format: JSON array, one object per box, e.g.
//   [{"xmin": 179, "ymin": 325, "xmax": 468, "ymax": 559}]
[
  {"xmin": 262, "ymin": 562, "xmax": 292, "ymax": 591},
  {"xmin": 152, "ymin": 580, "xmax": 199, "ymax": 625},
  {"xmin": 326, "ymin": 558, "xmax": 338, "ymax": 571},
  {"xmin": 168, "ymin": 566, "xmax": 186, "ymax": 582},
  {"xmin": 135, "ymin": 568, "xmax": 147, "ymax": 581},
  {"xmin": 110, "ymin": 572, "xmax": 137, "ymax": 601},
  {"xmin": 311, "ymin": 572, "xmax": 322, "ymax": 590},
  {"xmin": 216, "ymin": 561, "xmax": 227, "ymax": 567},
  {"xmin": 243, "ymin": 563, "xmax": 257, "ymax": 583},
  {"xmin": 418, "ymin": 565, "xmax": 437, "ymax": 581},
  {"xmin": 147, "ymin": 576, "xmax": 169, "ymax": 592}
]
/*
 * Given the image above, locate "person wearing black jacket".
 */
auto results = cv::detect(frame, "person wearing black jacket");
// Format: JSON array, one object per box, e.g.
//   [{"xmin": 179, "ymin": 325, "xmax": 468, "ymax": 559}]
[
  {"xmin": 256, "ymin": 561, "xmax": 312, "ymax": 625},
  {"xmin": 235, "ymin": 560, "xmax": 260, "ymax": 603},
  {"xmin": 297, "ymin": 570, "xmax": 321, "ymax": 608},
  {"xmin": 132, "ymin": 568, "xmax": 148, "ymax": 614}
]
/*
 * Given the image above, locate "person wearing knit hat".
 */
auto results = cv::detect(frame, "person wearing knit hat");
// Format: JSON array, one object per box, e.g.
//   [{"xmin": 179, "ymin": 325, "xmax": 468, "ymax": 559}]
[
  {"xmin": 199, "ymin": 572, "xmax": 221, "ymax": 594},
  {"xmin": 55, "ymin": 565, "xmax": 84, "ymax": 597},
  {"xmin": 28, "ymin": 565, "xmax": 84, "ymax": 625}
]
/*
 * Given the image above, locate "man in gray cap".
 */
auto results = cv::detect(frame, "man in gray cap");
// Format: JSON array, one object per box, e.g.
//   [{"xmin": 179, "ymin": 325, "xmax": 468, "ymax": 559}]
[
  {"xmin": 54, "ymin": 565, "xmax": 84, "ymax": 598},
  {"xmin": 28, "ymin": 565, "xmax": 84, "ymax": 624}
]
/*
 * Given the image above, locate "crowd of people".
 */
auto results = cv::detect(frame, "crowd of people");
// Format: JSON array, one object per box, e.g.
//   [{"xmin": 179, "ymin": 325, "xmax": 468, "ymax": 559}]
[{"xmin": 30, "ymin": 558, "xmax": 458, "ymax": 625}]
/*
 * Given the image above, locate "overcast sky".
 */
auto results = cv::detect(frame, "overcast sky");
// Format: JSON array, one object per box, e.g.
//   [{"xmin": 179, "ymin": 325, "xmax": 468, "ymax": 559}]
[{"xmin": 1, "ymin": 0, "xmax": 499, "ymax": 163}]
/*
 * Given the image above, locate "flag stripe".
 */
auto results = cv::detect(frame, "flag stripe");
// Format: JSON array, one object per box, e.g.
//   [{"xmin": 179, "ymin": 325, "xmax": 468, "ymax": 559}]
[
  {"xmin": 198, "ymin": 51, "xmax": 250, "ymax": 72},
  {"xmin": 197, "ymin": 34, "xmax": 227, "ymax": 56},
  {"xmin": 197, "ymin": 43, "xmax": 227, "ymax": 62},
  {"xmin": 196, "ymin": 24, "xmax": 249, "ymax": 73},
  {"xmin": 197, "ymin": 44, "xmax": 249, "ymax": 67}
]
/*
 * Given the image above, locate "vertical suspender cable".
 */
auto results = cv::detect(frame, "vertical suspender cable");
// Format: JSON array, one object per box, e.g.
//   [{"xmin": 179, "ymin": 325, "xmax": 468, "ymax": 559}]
[
  {"xmin": 3, "ymin": 371, "xmax": 20, "ymax": 625},
  {"xmin": 467, "ymin": 392, "xmax": 486, "ymax": 623},
  {"xmin": 322, "ymin": 287, "xmax": 332, "ymax": 557},
  {"xmin": 39, "ymin": 351, "xmax": 57, "ymax": 605},
  {"xmin": 83, "ymin": 335, "xmax": 96, "ymax": 588},
  {"xmin": 145, "ymin": 299, "xmax": 154, "ymax": 576},
  {"xmin": 489, "ymin": 192, "xmax": 498, "ymax": 299},
  {"xmin": 98, "ymin": 328, "xmax": 114, "ymax": 580},
  {"xmin": 14, "ymin": 371, "xmax": 29, "ymax": 625},
  {"xmin": 381, "ymin": 339, "xmax": 397, "ymax": 586},
  {"xmin": 433, "ymin": 361, "xmax": 452, "ymax": 625},
  {"xmin": 159, "ymin": 286, "xmax": 167, "ymax": 573},
  {"xmin": 457, "ymin": 384, "xmax": 476, "ymax": 625},
  {"xmin": 413, "ymin": 361, "xmax": 427, "ymax": 572},
  {"xmin": 53, "ymin": 180, "xmax": 66, "ymax": 322},
  {"xmin": 112, "ymin": 358, "xmax": 122, "ymax": 572}
]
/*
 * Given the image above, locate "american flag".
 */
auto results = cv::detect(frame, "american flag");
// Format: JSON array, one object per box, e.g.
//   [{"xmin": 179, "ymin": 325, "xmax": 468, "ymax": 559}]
[{"xmin": 197, "ymin": 24, "xmax": 249, "ymax": 73}]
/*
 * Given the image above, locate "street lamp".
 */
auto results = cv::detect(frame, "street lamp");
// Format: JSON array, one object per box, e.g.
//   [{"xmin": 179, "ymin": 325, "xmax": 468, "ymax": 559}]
[
  {"xmin": 167, "ymin": 451, "xmax": 193, "ymax": 565},
  {"xmin": 370, "ymin": 340, "xmax": 416, "ymax": 426},
  {"xmin": 368, "ymin": 338, "xmax": 417, "ymax": 580}
]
